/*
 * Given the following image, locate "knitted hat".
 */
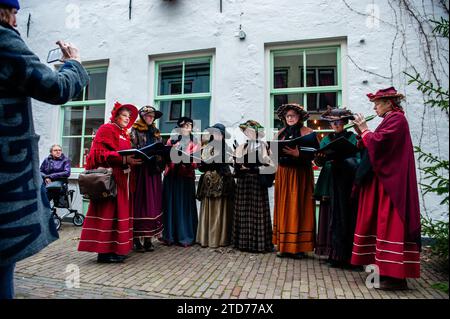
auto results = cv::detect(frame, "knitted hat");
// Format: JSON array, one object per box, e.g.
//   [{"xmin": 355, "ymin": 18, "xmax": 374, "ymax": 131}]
[{"xmin": 0, "ymin": 0, "xmax": 20, "ymax": 9}]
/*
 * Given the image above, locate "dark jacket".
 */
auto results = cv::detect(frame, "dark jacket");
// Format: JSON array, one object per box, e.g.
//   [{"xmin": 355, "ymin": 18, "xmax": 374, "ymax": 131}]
[
  {"xmin": 130, "ymin": 119, "xmax": 165, "ymax": 174},
  {"xmin": 40, "ymin": 154, "xmax": 71, "ymax": 181},
  {"xmin": 0, "ymin": 22, "xmax": 89, "ymax": 266}
]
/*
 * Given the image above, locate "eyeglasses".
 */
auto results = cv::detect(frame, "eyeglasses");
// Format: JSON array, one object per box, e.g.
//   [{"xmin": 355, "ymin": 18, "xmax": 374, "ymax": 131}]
[{"xmin": 52, "ymin": 149, "xmax": 62, "ymax": 152}]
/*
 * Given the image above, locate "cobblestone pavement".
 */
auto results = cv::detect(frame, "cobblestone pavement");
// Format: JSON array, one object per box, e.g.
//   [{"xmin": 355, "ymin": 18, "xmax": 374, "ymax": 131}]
[{"xmin": 14, "ymin": 225, "xmax": 448, "ymax": 299}]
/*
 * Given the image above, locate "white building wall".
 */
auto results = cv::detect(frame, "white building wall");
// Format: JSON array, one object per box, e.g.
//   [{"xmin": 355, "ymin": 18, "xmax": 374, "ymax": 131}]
[{"xmin": 17, "ymin": 0, "xmax": 449, "ymax": 219}]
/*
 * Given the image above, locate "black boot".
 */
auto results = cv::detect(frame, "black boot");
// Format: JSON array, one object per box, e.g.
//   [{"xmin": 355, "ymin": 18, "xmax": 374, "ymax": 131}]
[
  {"xmin": 97, "ymin": 253, "xmax": 125, "ymax": 263},
  {"xmin": 97, "ymin": 253, "xmax": 111, "ymax": 263},
  {"xmin": 134, "ymin": 238, "xmax": 145, "ymax": 253},
  {"xmin": 144, "ymin": 238, "xmax": 154, "ymax": 252},
  {"xmin": 328, "ymin": 259, "xmax": 343, "ymax": 268},
  {"xmin": 291, "ymin": 252, "xmax": 306, "ymax": 260},
  {"xmin": 111, "ymin": 254, "xmax": 127, "ymax": 262},
  {"xmin": 377, "ymin": 276, "xmax": 408, "ymax": 291}
]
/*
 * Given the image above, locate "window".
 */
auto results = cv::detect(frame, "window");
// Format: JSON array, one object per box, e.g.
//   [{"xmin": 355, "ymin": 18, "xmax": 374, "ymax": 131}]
[
  {"xmin": 270, "ymin": 46, "xmax": 342, "ymax": 139},
  {"xmin": 154, "ymin": 57, "xmax": 212, "ymax": 139},
  {"xmin": 60, "ymin": 67, "xmax": 107, "ymax": 171}
]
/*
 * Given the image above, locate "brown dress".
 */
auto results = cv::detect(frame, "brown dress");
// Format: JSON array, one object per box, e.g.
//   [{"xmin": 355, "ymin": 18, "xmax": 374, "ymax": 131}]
[
  {"xmin": 196, "ymin": 143, "xmax": 235, "ymax": 248},
  {"xmin": 272, "ymin": 126, "xmax": 316, "ymax": 254}
]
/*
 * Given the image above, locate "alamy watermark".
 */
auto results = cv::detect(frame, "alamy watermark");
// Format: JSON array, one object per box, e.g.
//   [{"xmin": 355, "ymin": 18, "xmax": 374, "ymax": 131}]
[
  {"xmin": 365, "ymin": 264, "xmax": 380, "ymax": 289},
  {"xmin": 65, "ymin": 3, "xmax": 80, "ymax": 30},
  {"xmin": 365, "ymin": 4, "xmax": 380, "ymax": 30},
  {"xmin": 65, "ymin": 264, "xmax": 80, "ymax": 289},
  {"xmin": 166, "ymin": 123, "xmax": 280, "ymax": 174}
]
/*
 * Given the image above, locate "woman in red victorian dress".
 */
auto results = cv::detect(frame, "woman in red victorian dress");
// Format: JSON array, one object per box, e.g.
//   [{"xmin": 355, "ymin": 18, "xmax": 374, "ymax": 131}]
[
  {"xmin": 351, "ymin": 87, "xmax": 421, "ymax": 290},
  {"xmin": 78, "ymin": 102, "xmax": 143, "ymax": 263}
]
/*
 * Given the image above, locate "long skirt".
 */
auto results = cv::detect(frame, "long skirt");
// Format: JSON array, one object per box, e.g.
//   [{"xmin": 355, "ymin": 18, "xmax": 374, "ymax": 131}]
[
  {"xmin": 232, "ymin": 175, "xmax": 273, "ymax": 252},
  {"xmin": 78, "ymin": 170, "xmax": 133, "ymax": 255},
  {"xmin": 327, "ymin": 160, "xmax": 358, "ymax": 263},
  {"xmin": 162, "ymin": 174, "xmax": 198, "ymax": 246},
  {"xmin": 315, "ymin": 200, "xmax": 331, "ymax": 256},
  {"xmin": 351, "ymin": 176, "xmax": 420, "ymax": 279},
  {"xmin": 196, "ymin": 197, "xmax": 233, "ymax": 248},
  {"xmin": 273, "ymin": 165, "xmax": 315, "ymax": 254},
  {"xmin": 133, "ymin": 166, "xmax": 163, "ymax": 239}
]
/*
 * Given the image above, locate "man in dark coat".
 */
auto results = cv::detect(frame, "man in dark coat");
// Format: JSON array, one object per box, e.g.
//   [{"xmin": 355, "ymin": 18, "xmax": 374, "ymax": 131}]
[{"xmin": 0, "ymin": 0, "xmax": 88, "ymax": 299}]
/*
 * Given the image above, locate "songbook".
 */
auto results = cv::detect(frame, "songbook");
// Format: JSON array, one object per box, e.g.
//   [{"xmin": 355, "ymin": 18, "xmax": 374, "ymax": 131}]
[
  {"xmin": 268, "ymin": 132, "xmax": 320, "ymax": 158},
  {"xmin": 316, "ymin": 136, "xmax": 359, "ymax": 160},
  {"xmin": 169, "ymin": 148, "xmax": 203, "ymax": 163},
  {"xmin": 118, "ymin": 142, "xmax": 172, "ymax": 161}
]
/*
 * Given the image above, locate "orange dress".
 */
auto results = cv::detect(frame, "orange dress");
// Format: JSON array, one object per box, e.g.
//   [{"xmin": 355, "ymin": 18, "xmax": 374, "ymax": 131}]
[{"xmin": 272, "ymin": 127, "xmax": 316, "ymax": 254}]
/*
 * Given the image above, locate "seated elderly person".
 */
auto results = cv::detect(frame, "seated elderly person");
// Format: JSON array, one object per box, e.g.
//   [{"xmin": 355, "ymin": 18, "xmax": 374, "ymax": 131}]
[{"xmin": 40, "ymin": 144, "xmax": 71, "ymax": 206}]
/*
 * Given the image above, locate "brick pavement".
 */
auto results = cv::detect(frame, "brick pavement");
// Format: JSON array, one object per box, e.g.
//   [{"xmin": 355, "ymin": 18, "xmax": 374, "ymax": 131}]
[{"xmin": 13, "ymin": 225, "xmax": 448, "ymax": 299}]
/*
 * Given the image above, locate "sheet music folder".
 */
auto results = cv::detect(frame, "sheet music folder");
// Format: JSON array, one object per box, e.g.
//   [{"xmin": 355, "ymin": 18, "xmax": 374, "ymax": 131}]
[
  {"xmin": 118, "ymin": 142, "xmax": 172, "ymax": 161},
  {"xmin": 317, "ymin": 136, "xmax": 359, "ymax": 160}
]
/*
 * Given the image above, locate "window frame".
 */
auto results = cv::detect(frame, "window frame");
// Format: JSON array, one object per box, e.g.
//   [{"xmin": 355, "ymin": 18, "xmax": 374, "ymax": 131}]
[
  {"xmin": 59, "ymin": 66, "xmax": 108, "ymax": 173},
  {"xmin": 153, "ymin": 56, "xmax": 213, "ymax": 137},
  {"xmin": 269, "ymin": 45, "xmax": 343, "ymax": 134}
]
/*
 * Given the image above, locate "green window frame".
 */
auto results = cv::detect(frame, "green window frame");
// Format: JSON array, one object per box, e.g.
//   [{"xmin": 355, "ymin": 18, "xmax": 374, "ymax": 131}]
[
  {"xmin": 154, "ymin": 56, "xmax": 213, "ymax": 139},
  {"xmin": 270, "ymin": 46, "xmax": 343, "ymax": 179},
  {"xmin": 270, "ymin": 45, "xmax": 342, "ymax": 137},
  {"xmin": 60, "ymin": 66, "xmax": 108, "ymax": 173}
]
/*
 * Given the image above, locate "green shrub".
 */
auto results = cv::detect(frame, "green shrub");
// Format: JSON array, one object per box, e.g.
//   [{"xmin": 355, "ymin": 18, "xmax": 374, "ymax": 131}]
[{"xmin": 421, "ymin": 216, "xmax": 449, "ymax": 264}]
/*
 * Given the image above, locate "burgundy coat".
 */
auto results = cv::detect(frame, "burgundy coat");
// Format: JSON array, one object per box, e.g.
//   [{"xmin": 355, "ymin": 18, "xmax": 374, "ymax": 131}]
[{"xmin": 362, "ymin": 111, "xmax": 421, "ymax": 244}]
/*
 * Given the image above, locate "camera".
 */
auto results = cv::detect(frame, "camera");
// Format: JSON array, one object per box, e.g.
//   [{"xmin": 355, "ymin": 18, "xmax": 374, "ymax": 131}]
[{"xmin": 47, "ymin": 48, "xmax": 63, "ymax": 63}]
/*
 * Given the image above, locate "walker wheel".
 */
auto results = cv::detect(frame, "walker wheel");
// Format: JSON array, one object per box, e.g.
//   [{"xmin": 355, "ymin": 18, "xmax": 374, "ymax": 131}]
[
  {"xmin": 73, "ymin": 214, "xmax": 85, "ymax": 227},
  {"xmin": 53, "ymin": 215, "xmax": 61, "ymax": 231}
]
